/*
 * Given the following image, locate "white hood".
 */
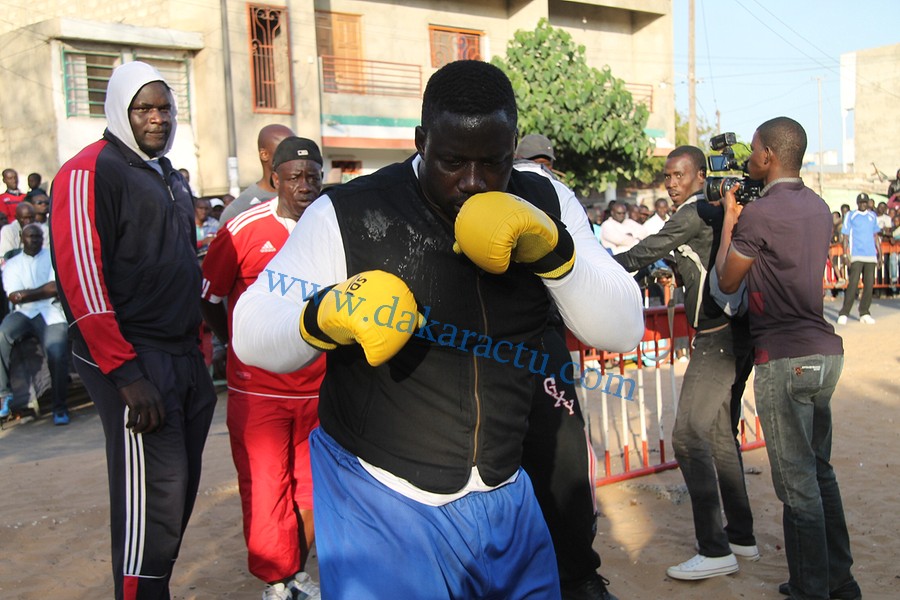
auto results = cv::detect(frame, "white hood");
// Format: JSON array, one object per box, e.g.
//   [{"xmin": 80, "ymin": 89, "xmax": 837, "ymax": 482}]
[{"xmin": 104, "ymin": 61, "xmax": 178, "ymax": 161}]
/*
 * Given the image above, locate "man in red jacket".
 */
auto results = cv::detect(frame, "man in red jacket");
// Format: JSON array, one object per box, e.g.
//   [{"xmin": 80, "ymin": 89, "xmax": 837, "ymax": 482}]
[
  {"xmin": 0, "ymin": 168, "xmax": 24, "ymax": 224},
  {"xmin": 201, "ymin": 137, "xmax": 326, "ymax": 600}
]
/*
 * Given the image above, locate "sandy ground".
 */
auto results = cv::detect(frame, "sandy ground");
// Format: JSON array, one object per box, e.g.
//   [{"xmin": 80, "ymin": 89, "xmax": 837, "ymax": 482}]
[{"xmin": 1, "ymin": 297, "xmax": 898, "ymax": 599}]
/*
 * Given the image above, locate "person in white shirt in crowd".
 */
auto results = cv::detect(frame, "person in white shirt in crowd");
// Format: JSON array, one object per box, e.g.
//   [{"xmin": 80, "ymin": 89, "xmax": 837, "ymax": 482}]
[
  {"xmin": 628, "ymin": 204, "xmax": 646, "ymax": 225},
  {"xmin": 600, "ymin": 201, "xmax": 645, "ymax": 254},
  {"xmin": 0, "ymin": 224, "xmax": 69, "ymax": 424},
  {"xmin": 874, "ymin": 201, "xmax": 891, "ymax": 234},
  {"xmin": 209, "ymin": 197, "xmax": 225, "ymax": 222},
  {"xmin": 643, "ymin": 197, "xmax": 671, "ymax": 236},
  {"xmin": 0, "ymin": 201, "xmax": 35, "ymax": 263},
  {"xmin": 30, "ymin": 192, "xmax": 51, "ymax": 246}
]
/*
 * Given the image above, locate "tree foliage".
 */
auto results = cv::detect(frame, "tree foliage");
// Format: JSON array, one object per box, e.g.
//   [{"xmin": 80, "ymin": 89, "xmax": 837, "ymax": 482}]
[
  {"xmin": 674, "ymin": 111, "xmax": 751, "ymax": 172},
  {"xmin": 492, "ymin": 19, "xmax": 653, "ymax": 196}
]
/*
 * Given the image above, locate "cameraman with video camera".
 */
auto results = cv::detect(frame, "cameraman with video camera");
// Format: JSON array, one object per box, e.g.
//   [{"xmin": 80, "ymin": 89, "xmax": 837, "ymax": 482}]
[
  {"xmin": 716, "ymin": 117, "xmax": 860, "ymax": 600},
  {"xmin": 615, "ymin": 145, "xmax": 758, "ymax": 581}
]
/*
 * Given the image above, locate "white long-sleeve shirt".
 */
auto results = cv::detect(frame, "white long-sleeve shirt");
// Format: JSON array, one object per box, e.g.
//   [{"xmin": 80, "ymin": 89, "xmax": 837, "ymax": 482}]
[
  {"xmin": 232, "ymin": 157, "xmax": 644, "ymax": 374},
  {"xmin": 600, "ymin": 218, "xmax": 645, "ymax": 255}
]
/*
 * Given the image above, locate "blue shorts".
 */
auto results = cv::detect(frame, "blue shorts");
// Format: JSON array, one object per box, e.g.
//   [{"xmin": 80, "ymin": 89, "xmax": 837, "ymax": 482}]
[{"xmin": 310, "ymin": 428, "xmax": 561, "ymax": 599}]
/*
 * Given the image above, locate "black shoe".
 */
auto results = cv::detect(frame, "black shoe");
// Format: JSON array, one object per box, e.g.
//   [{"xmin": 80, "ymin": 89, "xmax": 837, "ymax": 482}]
[
  {"xmin": 779, "ymin": 580, "xmax": 861, "ymax": 600},
  {"xmin": 561, "ymin": 572, "xmax": 619, "ymax": 600}
]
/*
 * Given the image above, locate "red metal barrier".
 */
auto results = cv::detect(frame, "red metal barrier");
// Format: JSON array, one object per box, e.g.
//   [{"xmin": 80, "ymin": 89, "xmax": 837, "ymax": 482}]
[
  {"xmin": 824, "ymin": 240, "xmax": 899, "ymax": 289},
  {"xmin": 567, "ymin": 304, "xmax": 765, "ymax": 487}
]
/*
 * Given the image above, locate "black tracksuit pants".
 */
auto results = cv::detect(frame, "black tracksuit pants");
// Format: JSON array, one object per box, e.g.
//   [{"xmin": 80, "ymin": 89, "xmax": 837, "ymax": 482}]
[
  {"xmin": 522, "ymin": 328, "xmax": 601, "ymax": 586},
  {"xmin": 76, "ymin": 346, "xmax": 216, "ymax": 600}
]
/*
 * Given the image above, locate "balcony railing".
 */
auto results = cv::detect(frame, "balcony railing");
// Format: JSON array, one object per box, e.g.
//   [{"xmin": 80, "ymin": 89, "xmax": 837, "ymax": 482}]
[
  {"xmin": 320, "ymin": 56, "xmax": 422, "ymax": 98},
  {"xmin": 624, "ymin": 82, "xmax": 653, "ymax": 111},
  {"xmin": 320, "ymin": 54, "xmax": 652, "ymax": 112}
]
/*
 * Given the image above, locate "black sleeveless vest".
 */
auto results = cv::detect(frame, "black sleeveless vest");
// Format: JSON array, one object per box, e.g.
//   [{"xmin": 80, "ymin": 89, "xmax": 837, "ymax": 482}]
[{"xmin": 323, "ymin": 156, "xmax": 562, "ymax": 493}]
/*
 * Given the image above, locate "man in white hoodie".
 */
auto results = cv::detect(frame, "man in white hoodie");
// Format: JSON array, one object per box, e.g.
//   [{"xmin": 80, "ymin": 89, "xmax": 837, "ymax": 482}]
[{"xmin": 50, "ymin": 61, "xmax": 217, "ymax": 600}]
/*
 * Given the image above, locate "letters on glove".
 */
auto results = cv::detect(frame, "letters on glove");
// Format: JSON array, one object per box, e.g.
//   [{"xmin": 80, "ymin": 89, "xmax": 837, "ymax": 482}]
[{"xmin": 299, "ymin": 270, "xmax": 424, "ymax": 367}]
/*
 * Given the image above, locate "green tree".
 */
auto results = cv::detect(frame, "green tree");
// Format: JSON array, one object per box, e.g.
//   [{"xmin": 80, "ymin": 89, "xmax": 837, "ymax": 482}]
[
  {"xmin": 492, "ymin": 19, "xmax": 653, "ymax": 196},
  {"xmin": 674, "ymin": 111, "xmax": 716, "ymax": 148},
  {"xmin": 674, "ymin": 112, "xmax": 751, "ymax": 170}
]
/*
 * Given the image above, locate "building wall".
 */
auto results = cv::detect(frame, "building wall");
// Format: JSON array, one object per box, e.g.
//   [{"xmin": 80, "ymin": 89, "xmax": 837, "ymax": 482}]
[
  {"xmin": 170, "ymin": 2, "xmax": 323, "ymax": 195},
  {"xmin": 0, "ymin": 0, "xmax": 675, "ymax": 195},
  {"xmin": 550, "ymin": 0, "xmax": 674, "ymax": 144},
  {"xmin": 851, "ymin": 43, "xmax": 900, "ymax": 178},
  {"xmin": 0, "ymin": 28, "xmax": 57, "ymax": 180}
]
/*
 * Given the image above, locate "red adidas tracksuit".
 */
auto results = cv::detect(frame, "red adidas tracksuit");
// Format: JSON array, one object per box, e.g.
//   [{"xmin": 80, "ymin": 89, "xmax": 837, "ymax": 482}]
[{"xmin": 201, "ymin": 199, "xmax": 325, "ymax": 582}]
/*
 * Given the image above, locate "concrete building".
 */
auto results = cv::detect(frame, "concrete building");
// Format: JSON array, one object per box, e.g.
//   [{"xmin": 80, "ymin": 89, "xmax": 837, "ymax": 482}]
[
  {"xmin": 840, "ymin": 42, "xmax": 900, "ymax": 177},
  {"xmin": 0, "ymin": 1, "xmax": 674, "ymax": 197}
]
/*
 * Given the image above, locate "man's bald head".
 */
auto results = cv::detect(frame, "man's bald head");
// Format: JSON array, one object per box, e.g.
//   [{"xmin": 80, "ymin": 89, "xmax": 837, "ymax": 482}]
[
  {"xmin": 256, "ymin": 125, "xmax": 295, "ymax": 192},
  {"xmin": 15, "ymin": 201, "xmax": 35, "ymax": 226},
  {"xmin": 22, "ymin": 222, "xmax": 42, "ymax": 236},
  {"xmin": 258, "ymin": 124, "xmax": 295, "ymax": 155}
]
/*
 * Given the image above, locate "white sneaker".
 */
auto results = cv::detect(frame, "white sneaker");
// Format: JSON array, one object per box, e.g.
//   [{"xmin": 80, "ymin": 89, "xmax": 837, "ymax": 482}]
[
  {"xmin": 729, "ymin": 543, "xmax": 761, "ymax": 561},
  {"xmin": 859, "ymin": 314, "xmax": 876, "ymax": 324},
  {"xmin": 667, "ymin": 553, "xmax": 739, "ymax": 580},
  {"xmin": 836, "ymin": 315, "xmax": 848, "ymax": 325},
  {"xmin": 288, "ymin": 571, "xmax": 321, "ymax": 600},
  {"xmin": 692, "ymin": 541, "xmax": 761, "ymax": 562},
  {"xmin": 262, "ymin": 582, "xmax": 292, "ymax": 600}
]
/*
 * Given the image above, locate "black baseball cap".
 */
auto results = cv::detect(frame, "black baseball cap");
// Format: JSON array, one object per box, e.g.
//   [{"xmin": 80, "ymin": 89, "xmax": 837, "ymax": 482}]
[{"xmin": 272, "ymin": 137, "xmax": 323, "ymax": 170}]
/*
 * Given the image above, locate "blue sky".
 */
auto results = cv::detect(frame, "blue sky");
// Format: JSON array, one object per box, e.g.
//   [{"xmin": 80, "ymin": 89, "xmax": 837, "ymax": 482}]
[{"xmin": 672, "ymin": 0, "xmax": 900, "ymax": 161}]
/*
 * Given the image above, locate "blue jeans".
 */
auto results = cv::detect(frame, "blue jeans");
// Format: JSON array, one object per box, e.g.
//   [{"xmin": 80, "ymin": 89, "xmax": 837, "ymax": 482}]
[
  {"xmin": 0, "ymin": 312, "xmax": 69, "ymax": 413},
  {"xmin": 755, "ymin": 354, "xmax": 856, "ymax": 600}
]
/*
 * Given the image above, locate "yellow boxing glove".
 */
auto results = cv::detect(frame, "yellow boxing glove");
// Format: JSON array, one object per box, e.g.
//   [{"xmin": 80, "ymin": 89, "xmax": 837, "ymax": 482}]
[
  {"xmin": 299, "ymin": 270, "xmax": 424, "ymax": 367},
  {"xmin": 453, "ymin": 191, "xmax": 576, "ymax": 279}
]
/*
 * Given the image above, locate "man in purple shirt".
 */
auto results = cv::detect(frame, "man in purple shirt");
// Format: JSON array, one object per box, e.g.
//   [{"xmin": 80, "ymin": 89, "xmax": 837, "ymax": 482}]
[{"xmin": 715, "ymin": 117, "xmax": 859, "ymax": 600}]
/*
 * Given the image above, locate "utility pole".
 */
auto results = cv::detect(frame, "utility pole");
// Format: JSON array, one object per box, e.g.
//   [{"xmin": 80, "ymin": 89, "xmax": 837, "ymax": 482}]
[
  {"xmin": 221, "ymin": 0, "xmax": 240, "ymax": 196},
  {"xmin": 688, "ymin": 0, "xmax": 697, "ymax": 145},
  {"xmin": 817, "ymin": 76, "xmax": 824, "ymax": 196}
]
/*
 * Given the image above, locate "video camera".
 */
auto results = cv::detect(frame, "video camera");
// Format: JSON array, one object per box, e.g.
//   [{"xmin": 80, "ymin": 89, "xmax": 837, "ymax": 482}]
[{"xmin": 704, "ymin": 132, "xmax": 762, "ymax": 204}]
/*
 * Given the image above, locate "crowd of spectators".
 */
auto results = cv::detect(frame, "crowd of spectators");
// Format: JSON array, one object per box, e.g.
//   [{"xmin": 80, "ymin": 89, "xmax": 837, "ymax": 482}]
[
  {"xmin": 0, "ymin": 168, "xmax": 74, "ymax": 424},
  {"xmin": 588, "ymin": 183, "xmax": 900, "ymax": 312}
]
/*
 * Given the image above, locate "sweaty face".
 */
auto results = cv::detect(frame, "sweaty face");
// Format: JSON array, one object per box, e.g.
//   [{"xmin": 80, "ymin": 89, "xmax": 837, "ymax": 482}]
[
  {"xmin": 129, "ymin": 82, "xmax": 173, "ymax": 158},
  {"xmin": 664, "ymin": 155, "xmax": 704, "ymax": 207},
  {"xmin": 415, "ymin": 110, "xmax": 516, "ymax": 221},
  {"xmin": 274, "ymin": 159, "xmax": 323, "ymax": 221}
]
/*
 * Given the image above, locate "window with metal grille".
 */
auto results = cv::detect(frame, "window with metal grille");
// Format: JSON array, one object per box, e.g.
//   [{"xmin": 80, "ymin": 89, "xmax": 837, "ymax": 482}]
[
  {"xmin": 63, "ymin": 51, "xmax": 191, "ymax": 122},
  {"xmin": 429, "ymin": 26, "xmax": 482, "ymax": 68},
  {"xmin": 135, "ymin": 55, "xmax": 192, "ymax": 122},
  {"xmin": 249, "ymin": 4, "xmax": 294, "ymax": 113},
  {"xmin": 63, "ymin": 51, "xmax": 120, "ymax": 118}
]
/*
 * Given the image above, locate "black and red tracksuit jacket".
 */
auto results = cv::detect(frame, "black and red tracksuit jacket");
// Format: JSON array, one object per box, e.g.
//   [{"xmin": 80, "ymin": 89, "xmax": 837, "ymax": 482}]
[{"xmin": 50, "ymin": 130, "xmax": 201, "ymax": 388}]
